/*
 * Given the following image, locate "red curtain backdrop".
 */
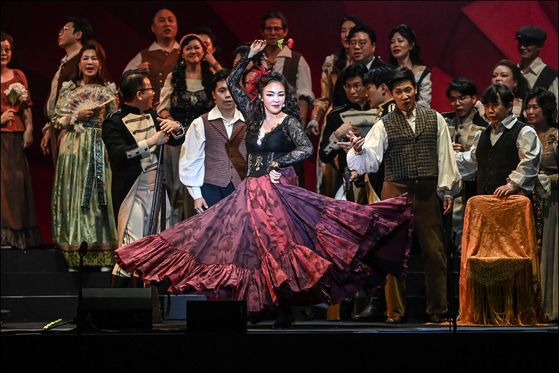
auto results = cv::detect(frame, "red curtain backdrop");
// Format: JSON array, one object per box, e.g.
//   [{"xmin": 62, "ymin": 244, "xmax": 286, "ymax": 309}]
[{"xmin": 1, "ymin": 1, "xmax": 557, "ymax": 244}]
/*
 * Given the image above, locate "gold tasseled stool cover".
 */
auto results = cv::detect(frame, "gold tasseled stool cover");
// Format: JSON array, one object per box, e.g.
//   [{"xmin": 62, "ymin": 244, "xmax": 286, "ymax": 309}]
[{"xmin": 459, "ymin": 195, "xmax": 543, "ymax": 325}]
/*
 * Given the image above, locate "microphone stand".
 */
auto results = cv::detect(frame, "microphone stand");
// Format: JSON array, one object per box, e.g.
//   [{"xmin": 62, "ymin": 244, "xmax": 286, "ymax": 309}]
[{"xmin": 75, "ymin": 241, "xmax": 88, "ymax": 335}]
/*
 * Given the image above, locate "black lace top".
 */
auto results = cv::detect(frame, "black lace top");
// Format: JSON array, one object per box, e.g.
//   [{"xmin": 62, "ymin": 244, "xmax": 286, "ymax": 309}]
[{"xmin": 228, "ymin": 56, "xmax": 313, "ymax": 177}]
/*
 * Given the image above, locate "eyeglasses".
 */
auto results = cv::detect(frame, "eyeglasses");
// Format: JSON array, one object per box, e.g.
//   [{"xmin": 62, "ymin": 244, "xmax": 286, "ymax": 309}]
[
  {"xmin": 0, "ymin": 47, "xmax": 11, "ymax": 53},
  {"xmin": 344, "ymin": 83, "xmax": 363, "ymax": 91},
  {"xmin": 449, "ymin": 95, "xmax": 472, "ymax": 104},
  {"xmin": 59, "ymin": 26, "xmax": 74, "ymax": 35},
  {"xmin": 264, "ymin": 26, "xmax": 283, "ymax": 32},
  {"xmin": 349, "ymin": 40, "xmax": 369, "ymax": 48},
  {"xmin": 137, "ymin": 87, "xmax": 155, "ymax": 93}
]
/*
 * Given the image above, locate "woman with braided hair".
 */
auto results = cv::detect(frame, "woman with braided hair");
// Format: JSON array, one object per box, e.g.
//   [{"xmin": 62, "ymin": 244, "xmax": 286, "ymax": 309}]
[{"xmin": 115, "ymin": 40, "xmax": 413, "ymax": 329}]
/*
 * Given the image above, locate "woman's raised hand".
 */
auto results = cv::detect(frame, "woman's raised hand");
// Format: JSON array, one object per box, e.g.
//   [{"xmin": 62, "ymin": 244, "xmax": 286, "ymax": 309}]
[{"xmin": 248, "ymin": 40, "xmax": 267, "ymax": 59}]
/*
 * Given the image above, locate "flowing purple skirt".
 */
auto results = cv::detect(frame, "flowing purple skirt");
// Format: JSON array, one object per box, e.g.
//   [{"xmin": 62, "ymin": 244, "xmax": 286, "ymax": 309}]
[{"xmin": 115, "ymin": 167, "xmax": 413, "ymax": 312}]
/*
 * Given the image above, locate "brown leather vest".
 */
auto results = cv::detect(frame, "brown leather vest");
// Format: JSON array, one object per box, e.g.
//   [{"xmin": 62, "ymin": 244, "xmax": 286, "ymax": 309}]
[
  {"xmin": 201, "ymin": 113, "xmax": 247, "ymax": 188},
  {"xmin": 139, "ymin": 48, "xmax": 179, "ymax": 109}
]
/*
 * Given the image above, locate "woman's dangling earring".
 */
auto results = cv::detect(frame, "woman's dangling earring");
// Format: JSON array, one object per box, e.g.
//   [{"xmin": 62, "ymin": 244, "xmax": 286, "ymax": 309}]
[
  {"xmin": 180, "ymin": 59, "xmax": 186, "ymax": 67},
  {"xmin": 513, "ymin": 84, "xmax": 518, "ymax": 93},
  {"xmin": 98, "ymin": 69, "xmax": 101, "ymax": 78}
]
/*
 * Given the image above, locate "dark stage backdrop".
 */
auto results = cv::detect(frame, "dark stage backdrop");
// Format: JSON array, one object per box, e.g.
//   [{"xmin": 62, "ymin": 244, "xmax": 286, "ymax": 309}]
[{"xmin": 1, "ymin": 1, "xmax": 557, "ymax": 243}]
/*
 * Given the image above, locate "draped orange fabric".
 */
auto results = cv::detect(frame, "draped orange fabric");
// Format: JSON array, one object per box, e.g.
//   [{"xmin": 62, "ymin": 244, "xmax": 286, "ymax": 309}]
[{"xmin": 459, "ymin": 195, "xmax": 544, "ymax": 325}]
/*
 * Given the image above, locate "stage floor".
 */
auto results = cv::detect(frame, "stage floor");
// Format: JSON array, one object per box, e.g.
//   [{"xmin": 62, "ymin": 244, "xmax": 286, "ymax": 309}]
[
  {"xmin": 2, "ymin": 319, "xmax": 557, "ymax": 373},
  {"xmin": 2, "ymin": 318, "xmax": 557, "ymax": 334}
]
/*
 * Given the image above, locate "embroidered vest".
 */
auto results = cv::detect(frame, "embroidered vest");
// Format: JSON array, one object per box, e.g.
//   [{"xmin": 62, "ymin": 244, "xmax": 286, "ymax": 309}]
[
  {"xmin": 202, "ymin": 113, "xmax": 247, "ymax": 188},
  {"xmin": 476, "ymin": 120, "xmax": 527, "ymax": 195},
  {"xmin": 383, "ymin": 106, "xmax": 439, "ymax": 181}
]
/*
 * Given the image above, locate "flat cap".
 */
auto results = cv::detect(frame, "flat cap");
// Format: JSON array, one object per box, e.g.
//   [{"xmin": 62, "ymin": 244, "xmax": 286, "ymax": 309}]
[{"xmin": 515, "ymin": 26, "xmax": 547, "ymax": 43}]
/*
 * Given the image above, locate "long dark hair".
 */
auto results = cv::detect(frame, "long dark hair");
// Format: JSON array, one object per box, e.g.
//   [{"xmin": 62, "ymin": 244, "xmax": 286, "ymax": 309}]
[
  {"xmin": 171, "ymin": 35, "xmax": 213, "ymax": 100},
  {"xmin": 246, "ymin": 72, "xmax": 301, "ymax": 137},
  {"xmin": 334, "ymin": 16, "xmax": 363, "ymax": 72},
  {"xmin": 492, "ymin": 60, "xmax": 530, "ymax": 100},
  {"xmin": 388, "ymin": 24, "xmax": 423, "ymax": 66},
  {"xmin": 72, "ymin": 41, "xmax": 111, "ymax": 85}
]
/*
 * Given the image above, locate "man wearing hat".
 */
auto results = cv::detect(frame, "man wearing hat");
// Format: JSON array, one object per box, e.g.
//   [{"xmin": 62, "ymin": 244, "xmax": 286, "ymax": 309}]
[{"xmin": 516, "ymin": 25, "xmax": 558, "ymax": 109}]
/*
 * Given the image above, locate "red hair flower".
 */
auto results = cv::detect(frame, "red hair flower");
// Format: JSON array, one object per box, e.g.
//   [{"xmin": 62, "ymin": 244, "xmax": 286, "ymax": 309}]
[{"xmin": 246, "ymin": 65, "xmax": 271, "ymax": 102}]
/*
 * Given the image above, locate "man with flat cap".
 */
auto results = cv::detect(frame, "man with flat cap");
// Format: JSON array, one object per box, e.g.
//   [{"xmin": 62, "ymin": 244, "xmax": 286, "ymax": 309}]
[{"xmin": 516, "ymin": 25, "xmax": 558, "ymax": 110}]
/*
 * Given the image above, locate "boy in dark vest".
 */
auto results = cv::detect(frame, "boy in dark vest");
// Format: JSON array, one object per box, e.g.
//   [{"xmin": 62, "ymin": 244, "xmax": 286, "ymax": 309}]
[
  {"xmin": 347, "ymin": 67, "xmax": 461, "ymax": 324},
  {"xmin": 455, "ymin": 83, "xmax": 541, "ymax": 197},
  {"xmin": 179, "ymin": 69, "xmax": 247, "ymax": 212}
]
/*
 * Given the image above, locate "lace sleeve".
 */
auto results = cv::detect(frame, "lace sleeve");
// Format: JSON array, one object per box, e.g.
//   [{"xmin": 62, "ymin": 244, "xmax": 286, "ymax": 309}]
[
  {"xmin": 276, "ymin": 116, "xmax": 314, "ymax": 167},
  {"xmin": 227, "ymin": 56, "xmax": 253, "ymax": 120}
]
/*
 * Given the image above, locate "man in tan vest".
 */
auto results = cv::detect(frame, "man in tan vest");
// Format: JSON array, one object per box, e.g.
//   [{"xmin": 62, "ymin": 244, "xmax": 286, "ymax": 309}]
[
  {"xmin": 179, "ymin": 69, "xmax": 247, "ymax": 212},
  {"xmin": 123, "ymin": 8, "xmax": 179, "ymax": 109},
  {"xmin": 347, "ymin": 67, "xmax": 461, "ymax": 324},
  {"xmin": 40, "ymin": 17, "xmax": 93, "ymax": 165}
]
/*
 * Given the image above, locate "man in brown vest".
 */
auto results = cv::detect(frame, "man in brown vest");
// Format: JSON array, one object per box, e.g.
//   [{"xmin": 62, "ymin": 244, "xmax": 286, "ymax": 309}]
[
  {"xmin": 179, "ymin": 69, "xmax": 247, "ymax": 212},
  {"xmin": 40, "ymin": 17, "xmax": 92, "ymax": 165},
  {"xmin": 259, "ymin": 10, "xmax": 314, "ymax": 188},
  {"xmin": 123, "ymin": 8, "xmax": 179, "ymax": 109},
  {"xmin": 347, "ymin": 67, "xmax": 461, "ymax": 324}
]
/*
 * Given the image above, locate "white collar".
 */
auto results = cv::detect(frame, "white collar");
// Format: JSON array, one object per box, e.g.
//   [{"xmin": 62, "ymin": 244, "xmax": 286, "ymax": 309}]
[
  {"xmin": 208, "ymin": 106, "xmax": 245, "ymax": 124},
  {"xmin": 148, "ymin": 41, "xmax": 180, "ymax": 52}
]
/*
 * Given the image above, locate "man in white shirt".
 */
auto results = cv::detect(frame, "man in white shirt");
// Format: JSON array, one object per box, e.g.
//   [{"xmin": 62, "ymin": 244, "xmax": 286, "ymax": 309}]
[
  {"xmin": 347, "ymin": 67, "xmax": 461, "ymax": 324},
  {"xmin": 259, "ymin": 11, "xmax": 314, "ymax": 188},
  {"xmin": 179, "ymin": 70, "xmax": 247, "ymax": 212},
  {"xmin": 123, "ymin": 8, "xmax": 179, "ymax": 109},
  {"xmin": 516, "ymin": 25, "xmax": 558, "ymax": 111},
  {"xmin": 40, "ymin": 17, "xmax": 93, "ymax": 164},
  {"xmin": 259, "ymin": 11, "xmax": 314, "ymax": 123}
]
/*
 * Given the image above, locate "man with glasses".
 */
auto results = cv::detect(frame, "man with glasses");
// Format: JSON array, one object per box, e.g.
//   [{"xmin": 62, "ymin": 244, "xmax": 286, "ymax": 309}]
[
  {"xmin": 258, "ymin": 10, "xmax": 314, "ymax": 188},
  {"xmin": 102, "ymin": 69, "xmax": 185, "ymax": 287},
  {"xmin": 332, "ymin": 24, "xmax": 389, "ymax": 110},
  {"xmin": 319, "ymin": 63, "xmax": 375, "ymax": 200},
  {"xmin": 40, "ymin": 17, "xmax": 93, "ymax": 165},
  {"xmin": 442, "ymin": 77, "xmax": 488, "ymax": 254}
]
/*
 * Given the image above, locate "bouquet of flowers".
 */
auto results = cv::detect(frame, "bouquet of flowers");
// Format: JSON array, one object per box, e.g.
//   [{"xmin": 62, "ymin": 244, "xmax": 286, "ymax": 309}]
[{"xmin": 3, "ymin": 82, "xmax": 28, "ymax": 111}]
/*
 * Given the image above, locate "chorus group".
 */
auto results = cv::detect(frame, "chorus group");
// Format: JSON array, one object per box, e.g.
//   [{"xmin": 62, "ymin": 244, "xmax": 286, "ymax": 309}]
[{"xmin": 1, "ymin": 9, "xmax": 557, "ymax": 326}]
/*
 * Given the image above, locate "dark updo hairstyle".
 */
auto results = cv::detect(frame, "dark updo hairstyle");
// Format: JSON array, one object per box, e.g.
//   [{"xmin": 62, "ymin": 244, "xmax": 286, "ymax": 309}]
[
  {"xmin": 171, "ymin": 34, "xmax": 214, "ymax": 102},
  {"xmin": 120, "ymin": 69, "xmax": 149, "ymax": 102},
  {"xmin": 195, "ymin": 26, "xmax": 223, "ymax": 66},
  {"xmin": 246, "ymin": 71, "xmax": 301, "ymax": 136},
  {"xmin": 492, "ymin": 60, "xmax": 531, "ymax": 100},
  {"xmin": 334, "ymin": 16, "xmax": 363, "ymax": 72},
  {"xmin": 388, "ymin": 24, "xmax": 423, "ymax": 66},
  {"xmin": 525, "ymin": 87, "xmax": 558, "ymax": 124},
  {"xmin": 72, "ymin": 40, "xmax": 111, "ymax": 85},
  {"xmin": 446, "ymin": 77, "xmax": 477, "ymax": 98},
  {"xmin": 481, "ymin": 83, "xmax": 515, "ymax": 109},
  {"xmin": 1, "ymin": 31, "xmax": 13, "ymax": 50}
]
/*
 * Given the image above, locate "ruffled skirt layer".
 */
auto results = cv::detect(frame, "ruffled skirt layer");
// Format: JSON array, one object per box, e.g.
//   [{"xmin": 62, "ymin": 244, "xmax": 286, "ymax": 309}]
[{"xmin": 116, "ymin": 168, "xmax": 413, "ymax": 312}]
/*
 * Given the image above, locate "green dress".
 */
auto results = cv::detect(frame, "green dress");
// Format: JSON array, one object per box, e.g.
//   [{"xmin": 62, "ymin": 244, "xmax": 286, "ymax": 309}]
[{"xmin": 51, "ymin": 81, "xmax": 118, "ymax": 267}]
